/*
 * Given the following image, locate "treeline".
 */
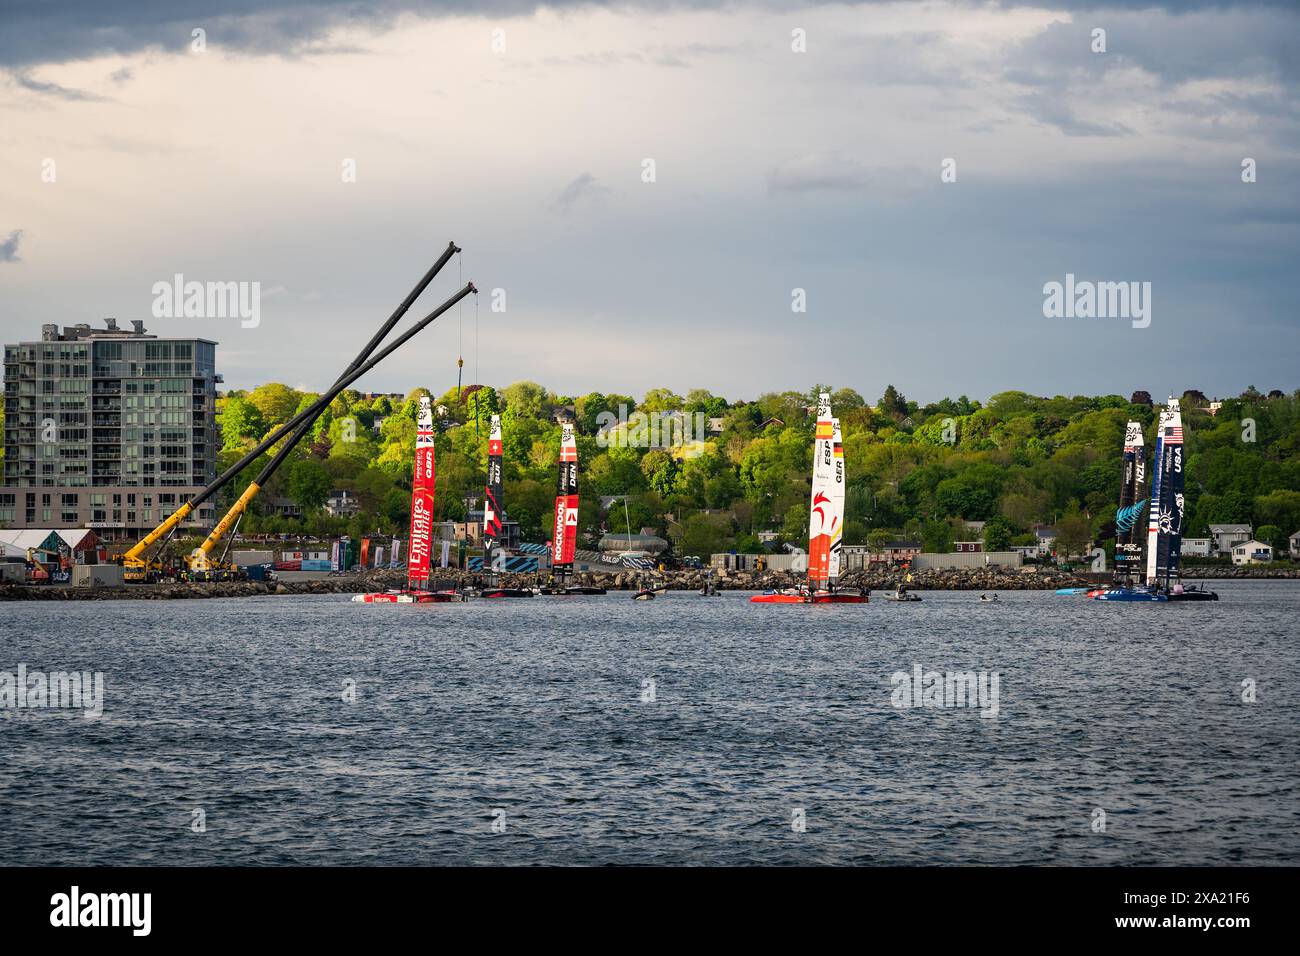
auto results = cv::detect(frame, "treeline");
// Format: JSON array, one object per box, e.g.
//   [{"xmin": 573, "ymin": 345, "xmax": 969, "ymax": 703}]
[{"xmin": 210, "ymin": 383, "xmax": 1300, "ymax": 558}]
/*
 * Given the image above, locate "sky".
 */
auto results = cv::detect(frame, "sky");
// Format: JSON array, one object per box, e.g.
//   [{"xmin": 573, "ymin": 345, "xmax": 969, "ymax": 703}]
[{"xmin": 1, "ymin": 0, "xmax": 1296, "ymax": 405}]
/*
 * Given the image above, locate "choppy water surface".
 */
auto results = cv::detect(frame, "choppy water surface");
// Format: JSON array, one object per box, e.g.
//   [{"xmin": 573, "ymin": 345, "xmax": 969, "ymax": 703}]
[{"xmin": 2, "ymin": 582, "xmax": 1298, "ymax": 865}]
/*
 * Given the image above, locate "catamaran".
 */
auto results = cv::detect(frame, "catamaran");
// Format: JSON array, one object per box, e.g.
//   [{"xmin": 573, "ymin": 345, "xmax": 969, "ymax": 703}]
[
  {"xmin": 1095, "ymin": 398, "xmax": 1217, "ymax": 602},
  {"xmin": 1081, "ymin": 419, "xmax": 1148, "ymax": 598},
  {"xmin": 353, "ymin": 395, "xmax": 461, "ymax": 603},
  {"xmin": 752, "ymin": 393, "xmax": 867, "ymax": 604},
  {"xmin": 540, "ymin": 419, "xmax": 605, "ymax": 595},
  {"xmin": 477, "ymin": 413, "xmax": 534, "ymax": 598}
]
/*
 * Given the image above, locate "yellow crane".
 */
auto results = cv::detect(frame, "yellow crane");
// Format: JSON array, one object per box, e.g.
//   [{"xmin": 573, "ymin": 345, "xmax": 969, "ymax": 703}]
[{"xmin": 119, "ymin": 245, "xmax": 472, "ymax": 581}]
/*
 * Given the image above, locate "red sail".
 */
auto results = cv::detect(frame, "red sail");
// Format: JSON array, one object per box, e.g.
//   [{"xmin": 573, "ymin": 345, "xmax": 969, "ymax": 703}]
[
  {"xmin": 407, "ymin": 396, "xmax": 436, "ymax": 586},
  {"xmin": 551, "ymin": 422, "xmax": 579, "ymax": 567},
  {"xmin": 482, "ymin": 414, "xmax": 504, "ymax": 567}
]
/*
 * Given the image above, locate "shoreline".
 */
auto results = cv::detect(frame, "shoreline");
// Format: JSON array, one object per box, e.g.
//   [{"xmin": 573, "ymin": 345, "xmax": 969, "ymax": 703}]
[{"xmin": 1, "ymin": 564, "xmax": 1291, "ymax": 601}]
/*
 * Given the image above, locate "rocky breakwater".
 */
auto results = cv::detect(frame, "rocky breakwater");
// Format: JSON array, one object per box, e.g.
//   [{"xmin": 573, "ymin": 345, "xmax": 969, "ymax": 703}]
[
  {"xmin": 1, "ymin": 564, "xmax": 1106, "ymax": 600},
  {"xmin": 0, "ymin": 568, "xmax": 408, "ymax": 601}
]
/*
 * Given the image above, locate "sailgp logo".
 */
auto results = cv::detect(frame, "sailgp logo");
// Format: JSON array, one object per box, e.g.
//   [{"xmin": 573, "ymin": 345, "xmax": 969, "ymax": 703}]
[{"xmin": 811, "ymin": 491, "xmax": 836, "ymax": 532}]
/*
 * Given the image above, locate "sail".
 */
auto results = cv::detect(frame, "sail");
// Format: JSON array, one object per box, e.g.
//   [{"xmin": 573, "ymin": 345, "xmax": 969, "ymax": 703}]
[
  {"xmin": 1145, "ymin": 400, "xmax": 1185, "ymax": 587},
  {"xmin": 1154, "ymin": 400, "xmax": 1185, "ymax": 585},
  {"xmin": 807, "ymin": 393, "xmax": 837, "ymax": 587},
  {"xmin": 826, "ymin": 418, "xmax": 846, "ymax": 581},
  {"xmin": 551, "ymin": 421, "xmax": 579, "ymax": 570},
  {"xmin": 482, "ymin": 414, "xmax": 504, "ymax": 571},
  {"xmin": 407, "ymin": 396, "xmax": 436, "ymax": 588},
  {"xmin": 1144, "ymin": 406, "xmax": 1167, "ymax": 586},
  {"xmin": 1113, "ymin": 419, "xmax": 1146, "ymax": 582}
]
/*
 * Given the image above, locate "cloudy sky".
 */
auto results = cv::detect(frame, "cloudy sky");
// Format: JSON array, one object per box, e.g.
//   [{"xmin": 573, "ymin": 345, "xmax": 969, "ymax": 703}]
[{"xmin": 1, "ymin": 0, "xmax": 1296, "ymax": 403}]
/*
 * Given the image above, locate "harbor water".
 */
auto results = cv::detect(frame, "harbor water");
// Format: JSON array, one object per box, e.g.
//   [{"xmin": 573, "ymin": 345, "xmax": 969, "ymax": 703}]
[{"xmin": 2, "ymin": 581, "xmax": 1297, "ymax": 865}]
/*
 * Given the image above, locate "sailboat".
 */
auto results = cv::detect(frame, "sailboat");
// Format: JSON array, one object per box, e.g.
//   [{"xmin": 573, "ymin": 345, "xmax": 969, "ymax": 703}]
[
  {"xmin": 477, "ymin": 414, "xmax": 533, "ymax": 598},
  {"xmin": 1095, "ymin": 398, "xmax": 1217, "ymax": 602},
  {"xmin": 752, "ymin": 393, "xmax": 867, "ymax": 604},
  {"xmin": 1083, "ymin": 419, "xmax": 1147, "ymax": 598},
  {"xmin": 540, "ymin": 419, "xmax": 605, "ymax": 595},
  {"xmin": 353, "ymin": 395, "xmax": 461, "ymax": 603}
]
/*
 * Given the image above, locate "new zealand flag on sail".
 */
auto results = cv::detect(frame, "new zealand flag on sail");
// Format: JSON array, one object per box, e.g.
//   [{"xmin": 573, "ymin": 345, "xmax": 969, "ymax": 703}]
[{"xmin": 1115, "ymin": 498, "xmax": 1147, "ymax": 534}]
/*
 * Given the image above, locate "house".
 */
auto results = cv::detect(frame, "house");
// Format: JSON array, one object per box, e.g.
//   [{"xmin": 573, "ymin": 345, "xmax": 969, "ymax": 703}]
[
  {"xmin": 1231, "ymin": 539, "xmax": 1273, "ymax": 565},
  {"xmin": 961, "ymin": 520, "xmax": 986, "ymax": 537},
  {"xmin": 0, "ymin": 528, "xmax": 101, "ymax": 566},
  {"xmin": 756, "ymin": 530, "xmax": 780, "ymax": 545},
  {"xmin": 1209, "ymin": 524, "xmax": 1252, "ymax": 556},
  {"xmin": 1290, "ymin": 530, "xmax": 1300, "ymax": 557},
  {"xmin": 706, "ymin": 417, "xmax": 726, "ymax": 436},
  {"xmin": 1034, "ymin": 525, "xmax": 1058, "ymax": 555},
  {"xmin": 953, "ymin": 540, "xmax": 983, "ymax": 553},
  {"xmin": 269, "ymin": 497, "xmax": 302, "ymax": 519},
  {"xmin": 1208, "ymin": 401, "xmax": 1223, "ymax": 417},
  {"xmin": 1182, "ymin": 538, "xmax": 1212, "ymax": 558},
  {"xmin": 1011, "ymin": 545, "xmax": 1043, "ymax": 559},
  {"xmin": 325, "ymin": 490, "xmax": 360, "ymax": 518}
]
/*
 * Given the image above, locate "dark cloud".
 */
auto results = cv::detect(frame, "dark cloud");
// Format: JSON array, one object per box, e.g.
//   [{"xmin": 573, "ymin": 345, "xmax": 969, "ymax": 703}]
[
  {"xmin": 0, "ymin": 1, "xmax": 1294, "ymax": 68},
  {"xmin": 767, "ymin": 154, "xmax": 923, "ymax": 196},
  {"xmin": 551, "ymin": 172, "xmax": 608, "ymax": 212},
  {"xmin": 0, "ymin": 230, "xmax": 23, "ymax": 263},
  {"xmin": 9, "ymin": 72, "xmax": 107, "ymax": 101}
]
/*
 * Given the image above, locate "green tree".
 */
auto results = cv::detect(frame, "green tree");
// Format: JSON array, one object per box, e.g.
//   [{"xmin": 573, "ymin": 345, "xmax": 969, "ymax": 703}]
[
  {"xmin": 219, "ymin": 395, "xmax": 265, "ymax": 450},
  {"xmin": 1055, "ymin": 511, "xmax": 1092, "ymax": 560},
  {"xmin": 1256, "ymin": 524, "xmax": 1286, "ymax": 553},
  {"xmin": 287, "ymin": 457, "xmax": 332, "ymax": 511},
  {"xmin": 247, "ymin": 383, "xmax": 301, "ymax": 426},
  {"xmin": 982, "ymin": 515, "xmax": 1015, "ymax": 552}
]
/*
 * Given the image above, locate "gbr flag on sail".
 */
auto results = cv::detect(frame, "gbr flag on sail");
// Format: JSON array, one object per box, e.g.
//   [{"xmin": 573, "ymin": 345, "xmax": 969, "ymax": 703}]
[
  {"xmin": 407, "ymin": 397, "xmax": 436, "ymax": 584},
  {"xmin": 552, "ymin": 422, "xmax": 579, "ymax": 566}
]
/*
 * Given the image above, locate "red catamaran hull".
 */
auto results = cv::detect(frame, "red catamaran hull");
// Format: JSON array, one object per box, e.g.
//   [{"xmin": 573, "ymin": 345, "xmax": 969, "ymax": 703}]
[
  {"xmin": 750, "ymin": 592, "xmax": 867, "ymax": 604},
  {"xmin": 352, "ymin": 590, "xmax": 460, "ymax": 604}
]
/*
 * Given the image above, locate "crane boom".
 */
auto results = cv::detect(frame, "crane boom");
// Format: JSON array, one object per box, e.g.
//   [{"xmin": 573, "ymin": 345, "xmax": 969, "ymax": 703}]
[
  {"xmin": 123, "ymin": 280, "xmax": 477, "ymax": 571},
  {"xmin": 189, "ymin": 242, "xmax": 461, "ymax": 570}
]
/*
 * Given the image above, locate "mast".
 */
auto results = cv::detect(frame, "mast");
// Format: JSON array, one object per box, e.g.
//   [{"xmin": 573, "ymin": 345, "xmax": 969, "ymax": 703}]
[
  {"xmin": 482, "ymin": 414, "xmax": 504, "ymax": 576},
  {"xmin": 1113, "ymin": 420, "xmax": 1147, "ymax": 585},
  {"xmin": 407, "ymin": 396, "xmax": 437, "ymax": 591},
  {"xmin": 807, "ymin": 392, "xmax": 836, "ymax": 590},
  {"xmin": 551, "ymin": 421, "xmax": 579, "ymax": 581}
]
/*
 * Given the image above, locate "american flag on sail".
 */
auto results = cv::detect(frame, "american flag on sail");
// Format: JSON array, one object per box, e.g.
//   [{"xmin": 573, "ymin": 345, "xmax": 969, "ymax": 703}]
[{"xmin": 1164, "ymin": 423, "xmax": 1183, "ymax": 443}]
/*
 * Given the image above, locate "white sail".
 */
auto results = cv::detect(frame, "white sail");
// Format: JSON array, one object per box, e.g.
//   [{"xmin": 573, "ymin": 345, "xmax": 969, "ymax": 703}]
[
  {"xmin": 827, "ymin": 417, "xmax": 846, "ymax": 581},
  {"xmin": 808, "ymin": 393, "xmax": 836, "ymax": 585}
]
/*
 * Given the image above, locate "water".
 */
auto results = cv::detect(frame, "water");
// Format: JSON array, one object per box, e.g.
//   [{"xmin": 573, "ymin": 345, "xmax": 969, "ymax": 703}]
[{"xmin": 2, "ymin": 581, "xmax": 1297, "ymax": 865}]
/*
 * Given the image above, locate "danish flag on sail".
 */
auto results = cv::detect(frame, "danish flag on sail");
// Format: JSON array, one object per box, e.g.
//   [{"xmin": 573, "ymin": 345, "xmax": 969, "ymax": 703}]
[
  {"xmin": 807, "ymin": 393, "xmax": 837, "ymax": 586},
  {"xmin": 551, "ymin": 422, "xmax": 579, "ymax": 568},
  {"xmin": 407, "ymin": 396, "xmax": 436, "ymax": 587},
  {"xmin": 482, "ymin": 414, "xmax": 504, "ymax": 568}
]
